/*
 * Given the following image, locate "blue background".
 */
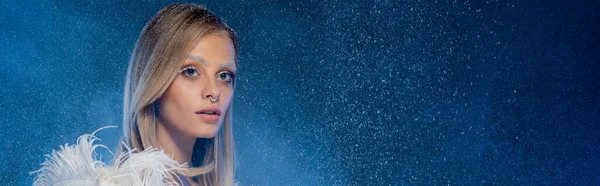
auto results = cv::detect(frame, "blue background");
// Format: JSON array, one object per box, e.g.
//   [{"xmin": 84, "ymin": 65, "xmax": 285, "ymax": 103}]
[{"xmin": 1, "ymin": 0, "xmax": 599, "ymax": 185}]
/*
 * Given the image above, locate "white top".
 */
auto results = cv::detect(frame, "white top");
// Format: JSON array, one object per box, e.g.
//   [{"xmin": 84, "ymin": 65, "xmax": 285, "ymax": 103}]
[{"xmin": 31, "ymin": 127, "xmax": 186, "ymax": 186}]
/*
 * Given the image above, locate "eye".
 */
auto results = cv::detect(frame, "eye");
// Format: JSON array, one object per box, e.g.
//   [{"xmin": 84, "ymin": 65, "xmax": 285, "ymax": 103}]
[
  {"xmin": 217, "ymin": 71, "xmax": 235, "ymax": 82},
  {"xmin": 179, "ymin": 66, "xmax": 200, "ymax": 78}
]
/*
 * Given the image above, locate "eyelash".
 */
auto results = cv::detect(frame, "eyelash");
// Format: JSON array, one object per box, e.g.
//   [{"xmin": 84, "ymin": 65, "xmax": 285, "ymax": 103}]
[
  {"xmin": 179, "ymin": 66, "xmax": 200, "ymax": 78},
  {"xmin": 217, "ymin": 71, "xmax": 235, "ymax": 83},
  {"xmin": 179, "ymin": 65, "xmax": 236, "ymax": 83}
]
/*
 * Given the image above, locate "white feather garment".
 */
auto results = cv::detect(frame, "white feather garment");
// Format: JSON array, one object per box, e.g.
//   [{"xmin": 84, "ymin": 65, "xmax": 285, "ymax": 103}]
[{"xmin": 30, "ymin": 127, "xmax": 186, "ymax": 186}]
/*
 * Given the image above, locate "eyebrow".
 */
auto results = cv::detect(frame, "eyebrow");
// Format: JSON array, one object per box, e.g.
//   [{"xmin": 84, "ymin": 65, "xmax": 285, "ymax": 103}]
[
  {"xmin": 220, "ymin": 63, "xmax": 237, "ymax": 72},
  {"xmin": 187, "ymin": 55, "xmax": 237, "ymax": 71},
  {"xmin": 187, "ymin": 55, "xmax": 206, "ymax": 64}
]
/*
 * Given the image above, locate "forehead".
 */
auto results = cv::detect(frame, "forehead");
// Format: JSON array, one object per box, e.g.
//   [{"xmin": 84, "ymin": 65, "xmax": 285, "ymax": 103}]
[{"xmin": 187, "ymin": 33, "xmax": 235, "ymax": 65}]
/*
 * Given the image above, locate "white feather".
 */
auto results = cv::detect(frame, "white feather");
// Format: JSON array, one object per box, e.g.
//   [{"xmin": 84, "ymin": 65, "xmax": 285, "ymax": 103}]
[{"xmin": 30, "ymin": 126, "xmax": 185, "ymax": 186}]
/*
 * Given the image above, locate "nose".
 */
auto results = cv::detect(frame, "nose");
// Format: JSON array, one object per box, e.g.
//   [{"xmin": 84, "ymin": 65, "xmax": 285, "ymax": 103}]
[{"xmin": 202, "ymin": 77, "xmax": 220, "ymax": 101}]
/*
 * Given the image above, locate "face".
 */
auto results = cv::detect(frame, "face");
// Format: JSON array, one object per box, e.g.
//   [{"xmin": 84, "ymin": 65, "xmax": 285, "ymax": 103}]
[{"xmin": 158, "ymin": 33, "xmax": 236, "ymax": 138}]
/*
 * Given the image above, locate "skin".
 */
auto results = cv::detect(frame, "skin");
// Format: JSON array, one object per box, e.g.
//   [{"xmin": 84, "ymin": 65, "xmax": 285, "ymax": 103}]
[{"xmin": 155, "ymin": 33, "xmax": 236, "ymax": 172}]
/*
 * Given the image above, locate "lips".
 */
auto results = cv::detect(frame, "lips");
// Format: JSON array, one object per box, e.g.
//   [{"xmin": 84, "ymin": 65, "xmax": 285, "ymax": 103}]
[{"xmin": 195, "ymin": 106, "xmax": 221, "ymax": 123}]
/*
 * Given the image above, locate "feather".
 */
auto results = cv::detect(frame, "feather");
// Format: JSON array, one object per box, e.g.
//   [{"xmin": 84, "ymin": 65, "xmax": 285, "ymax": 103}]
[{"xmin": 30, "ymin": 126, "xmax": 185, "ymax": 186}]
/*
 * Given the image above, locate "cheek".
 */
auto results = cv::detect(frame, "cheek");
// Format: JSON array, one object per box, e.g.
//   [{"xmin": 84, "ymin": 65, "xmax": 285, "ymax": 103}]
[
  {"xmin": 220, "ymin": 86, "xmax": 234, "ymax": 105},
  {"xmin": 160, "ymin": 80, "xmax": 197, "ymax": 118}
]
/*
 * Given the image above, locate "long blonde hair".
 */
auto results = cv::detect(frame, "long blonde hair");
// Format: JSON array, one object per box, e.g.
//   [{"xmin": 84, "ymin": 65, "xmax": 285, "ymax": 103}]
[{"xmin": 119, "ymin": 3, "xmax": 237, "ymax": 185}]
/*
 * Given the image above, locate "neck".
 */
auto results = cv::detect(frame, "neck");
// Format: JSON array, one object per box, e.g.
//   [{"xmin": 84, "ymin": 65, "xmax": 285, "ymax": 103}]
[{"xmin": 156, "ymin": 119, "xmax": 196, "ymax": 166}]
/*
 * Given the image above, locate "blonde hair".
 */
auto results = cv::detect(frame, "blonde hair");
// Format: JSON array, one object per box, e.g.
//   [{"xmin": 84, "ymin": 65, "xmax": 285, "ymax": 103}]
[{"xmin": 119, "ymin": 3, "xmax": 237, "ymax": 185}]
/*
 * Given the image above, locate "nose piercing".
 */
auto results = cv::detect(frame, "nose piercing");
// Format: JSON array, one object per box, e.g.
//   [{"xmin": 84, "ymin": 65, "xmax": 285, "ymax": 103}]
[{"xmin": 209, "ymin": 95, "xmax": 219, "ymax": 102}]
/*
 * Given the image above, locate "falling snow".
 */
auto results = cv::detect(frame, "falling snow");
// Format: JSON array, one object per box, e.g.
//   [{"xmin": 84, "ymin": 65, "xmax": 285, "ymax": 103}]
[{"xmin": 1, "ymin": 0, "xmax": 599, "ymax": 185}]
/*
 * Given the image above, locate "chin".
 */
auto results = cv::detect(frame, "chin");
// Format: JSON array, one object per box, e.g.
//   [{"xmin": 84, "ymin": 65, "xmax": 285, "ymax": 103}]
[{"xmin": 191, "ymin": 123, "xmax": 221, "ymax": 138}]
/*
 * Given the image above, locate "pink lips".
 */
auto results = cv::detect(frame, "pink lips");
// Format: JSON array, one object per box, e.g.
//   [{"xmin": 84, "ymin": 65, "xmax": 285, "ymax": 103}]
[{"xmin": 195, "ymin": 106, "xmax": 221, "ymax": 123}]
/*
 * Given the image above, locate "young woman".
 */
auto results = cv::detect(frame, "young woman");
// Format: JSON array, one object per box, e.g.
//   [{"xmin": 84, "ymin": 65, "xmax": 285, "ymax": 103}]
[{"xmin": 32, "ymin": 3, "xmax": 238, "ymax": 186}]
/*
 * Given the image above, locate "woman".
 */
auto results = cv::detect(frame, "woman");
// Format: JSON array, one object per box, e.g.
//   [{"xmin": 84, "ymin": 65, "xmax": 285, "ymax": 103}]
[{"xmin": 32, "ymin": 3, "xmax": 238, "ymax": 186}]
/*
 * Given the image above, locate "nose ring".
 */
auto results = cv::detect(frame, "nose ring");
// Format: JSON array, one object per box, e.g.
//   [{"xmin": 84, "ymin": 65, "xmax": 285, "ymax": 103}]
[{"xmin": 209, "ymin": 95, "xmax": 219, "ymax": 102}]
